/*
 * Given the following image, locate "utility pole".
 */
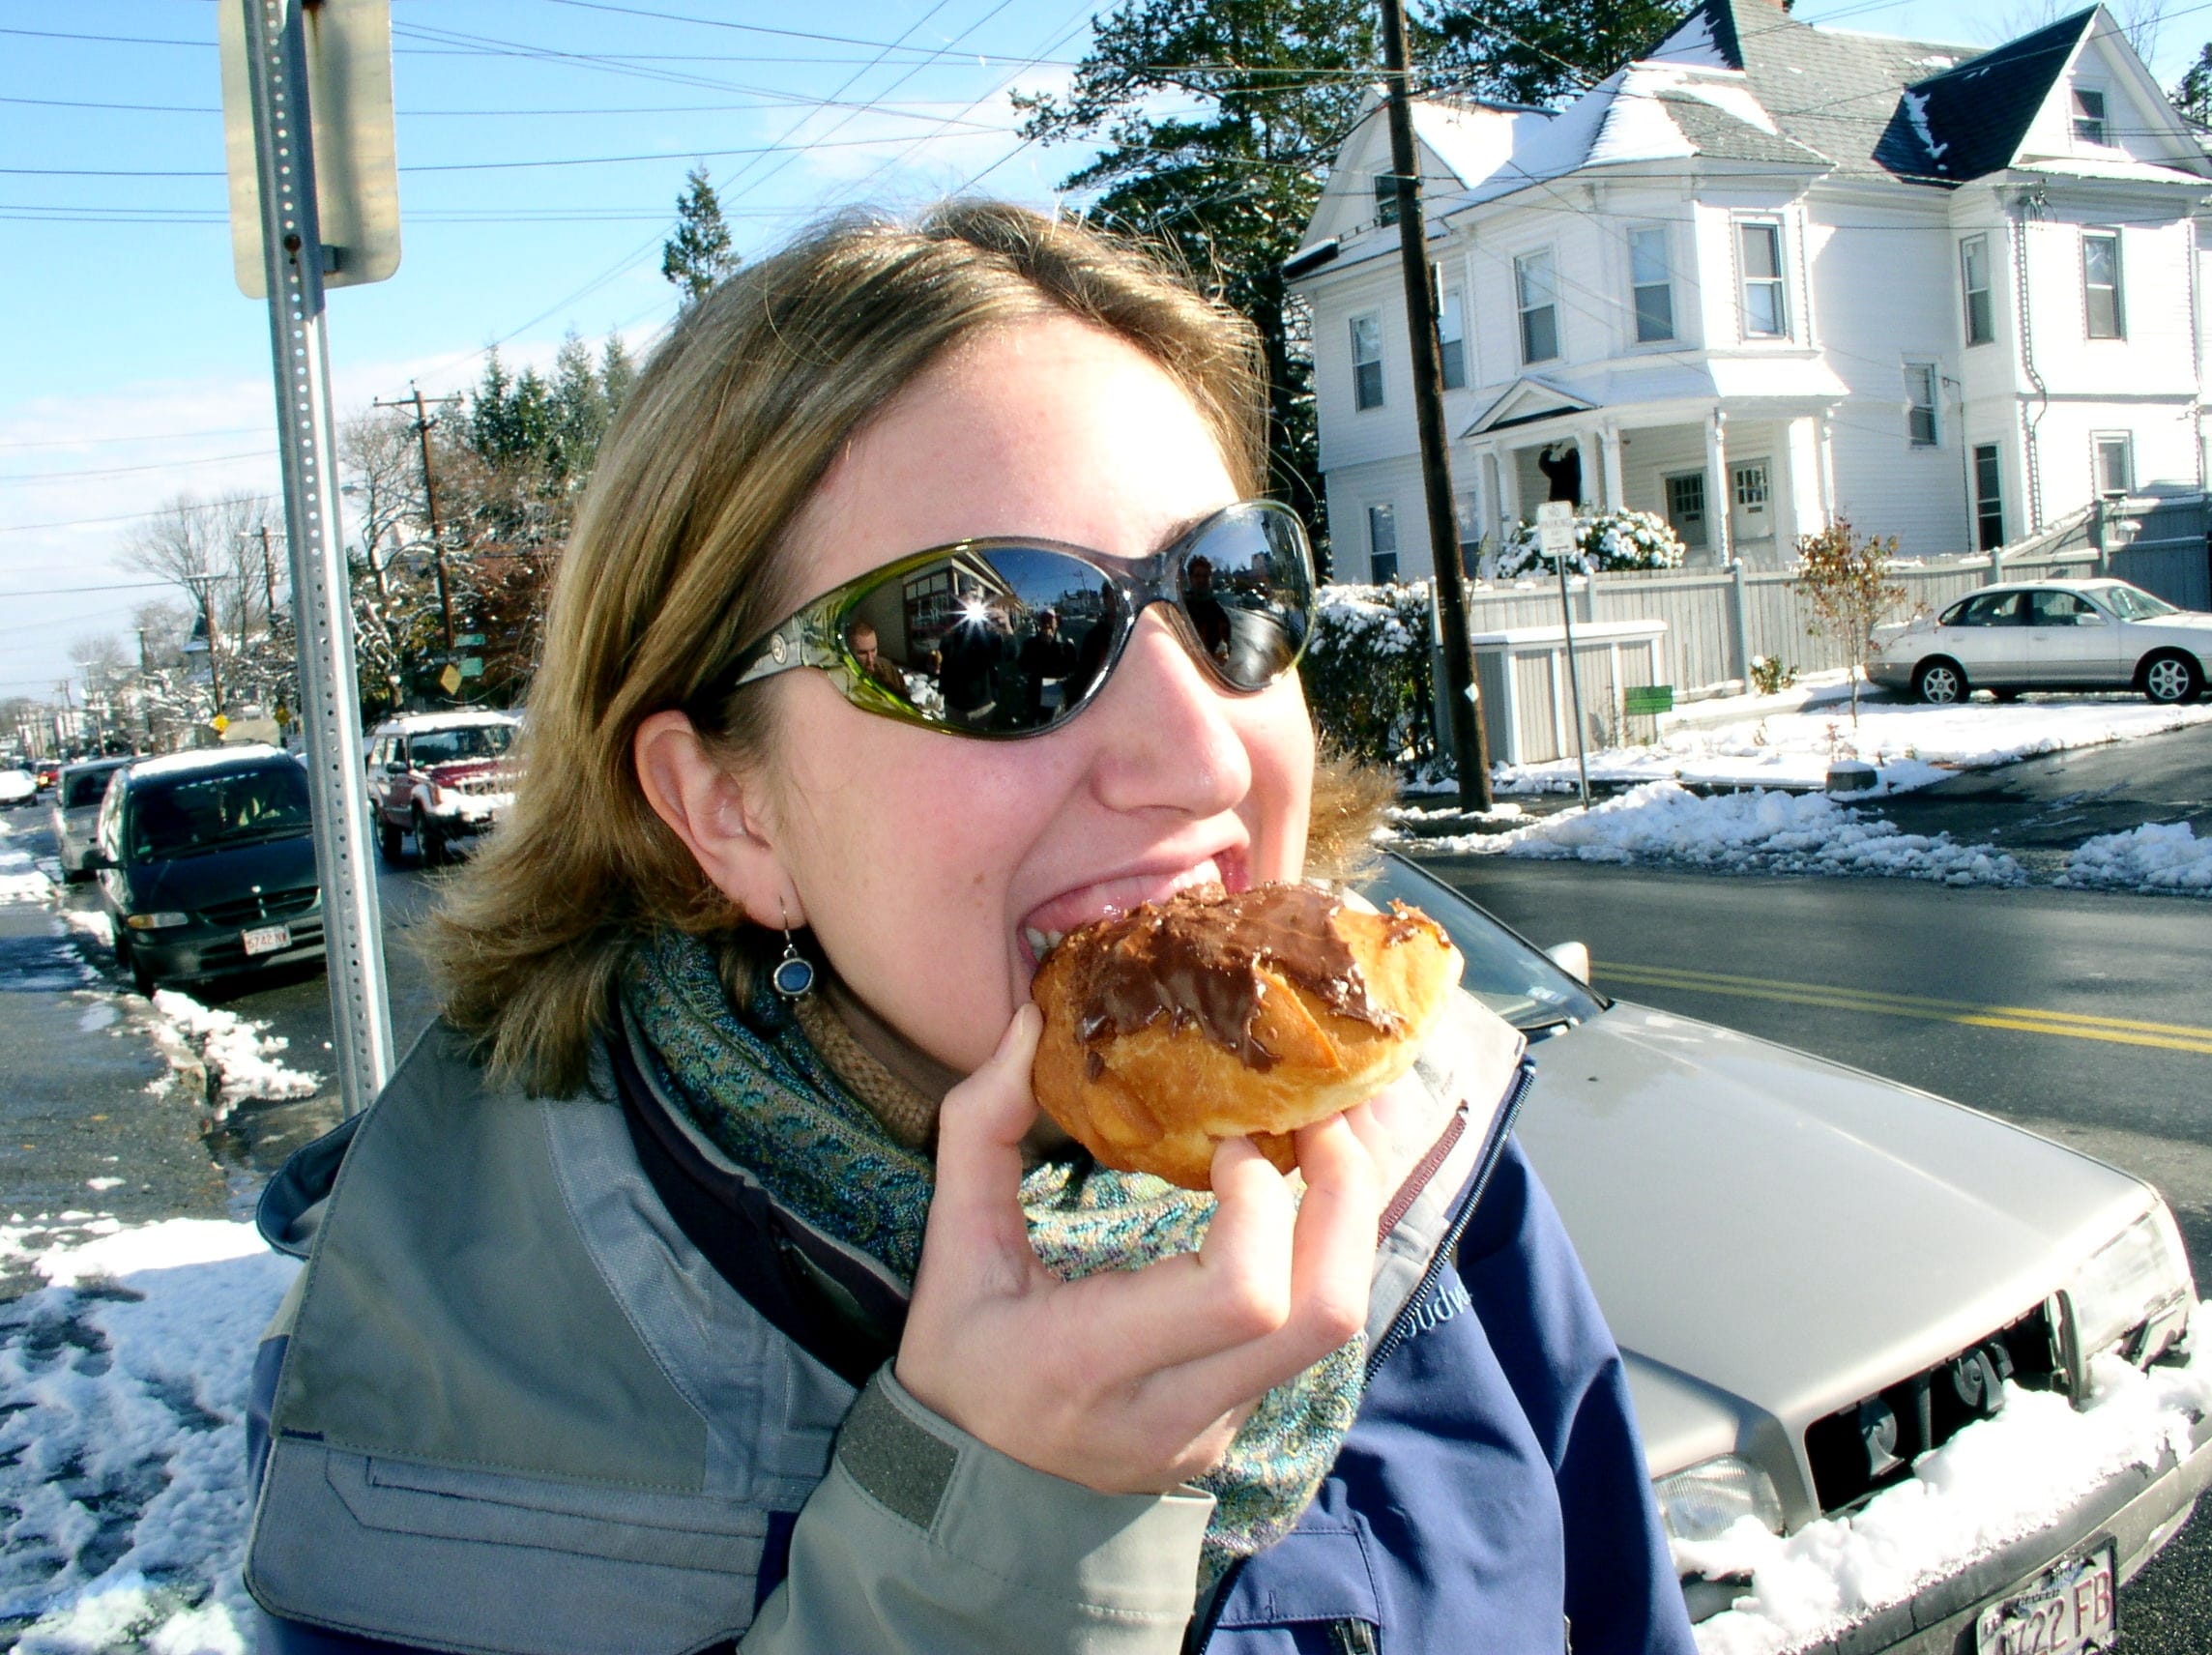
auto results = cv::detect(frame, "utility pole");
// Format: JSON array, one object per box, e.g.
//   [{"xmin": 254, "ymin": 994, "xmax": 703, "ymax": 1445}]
[
  {"xmin": 1380, "ymin": 0, "xmax": 1492, "ymax": 811},
  {"xmin": 184, "ymin": 572, "xmax": 225, "ymax": 715},
  {"xmin": 373, "ymin": 383, "xmax": 464, "ymax": 660},
  {"xmin": 257, "ymin": 523, "xmax": 279, "ymax": 621}
]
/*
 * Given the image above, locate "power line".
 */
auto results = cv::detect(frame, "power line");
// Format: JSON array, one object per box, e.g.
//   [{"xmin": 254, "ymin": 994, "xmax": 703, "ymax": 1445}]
[
  {"xmin": 0, "ymin": 450, "xmax": 271, "ymax": 486},
  {"xmin": 0, "ymin": 580, "xmax": 179, "ymax": 598},
  {"xmin": 0, "ymin": 424, "xmax": 273, "ymax": 451}
]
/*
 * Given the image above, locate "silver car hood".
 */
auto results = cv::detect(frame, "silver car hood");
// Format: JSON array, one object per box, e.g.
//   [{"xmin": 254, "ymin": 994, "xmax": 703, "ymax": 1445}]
[{"xmin": 1513, "ymin": 1002, "xmax": 2154, "ymax": 1499}]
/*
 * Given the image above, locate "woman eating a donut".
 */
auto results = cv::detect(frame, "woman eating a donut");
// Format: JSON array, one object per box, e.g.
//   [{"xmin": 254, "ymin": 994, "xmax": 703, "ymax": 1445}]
[{"xmin": 243, "ymin": 204, "xmax": 1696, "ymax": 1655}]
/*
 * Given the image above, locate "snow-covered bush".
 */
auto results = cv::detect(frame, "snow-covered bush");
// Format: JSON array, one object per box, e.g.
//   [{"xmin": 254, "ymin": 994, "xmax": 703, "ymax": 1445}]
[
  {"xmin": 1303, "ymin": 581, "xmax": 1435, "ymax": 769},
  {"xmin": 1494, "ymin": 508, "xmax": 1686, "ymax": 580}
]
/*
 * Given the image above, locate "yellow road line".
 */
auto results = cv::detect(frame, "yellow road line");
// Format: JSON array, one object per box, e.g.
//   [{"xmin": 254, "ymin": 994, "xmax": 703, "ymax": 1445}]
[{"xmin": 1594, "ymin": 962, "xmax": 2212, "ymax": 1057}]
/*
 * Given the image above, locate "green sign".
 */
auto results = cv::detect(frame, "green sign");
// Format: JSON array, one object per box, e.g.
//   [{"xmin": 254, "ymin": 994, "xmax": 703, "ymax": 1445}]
[
  {"xmin": 1624, "ymin": 684, "xmax": 1674, "ymax": 716},
  {"xmin": 460, "ymin": 656, "xmax": 485, "ymax": 679},
  {"xmin": 454, "ymin": 633, "xmax": 486, "ymax": 647}
]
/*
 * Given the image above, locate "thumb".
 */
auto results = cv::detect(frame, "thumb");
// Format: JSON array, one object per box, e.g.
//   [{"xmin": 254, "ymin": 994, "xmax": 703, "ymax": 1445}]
[{"xmin": 924, "ymin": 1004, "xmax": 1043, "ymax": 1261}]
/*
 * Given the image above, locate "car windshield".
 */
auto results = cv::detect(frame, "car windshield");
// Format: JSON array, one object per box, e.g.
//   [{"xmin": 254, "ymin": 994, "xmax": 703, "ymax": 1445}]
[
  {"xmin": 2094, "ymin": 584, "xmax": 2178, "ymax": 622},
  {"xmin": 64, "ymin": 768, "xmax": 120, "ymax": 808},
  {"xmin": 129, "ymin": 765, "xmax": 312, "ymax": 860},
  {"xmin": 409, "ymin": 724, "xmax": 514, "ymax": 766},
  {"xmin": 1361, "ymin": 856, "xmax": 1606, "ymax": 1032}
]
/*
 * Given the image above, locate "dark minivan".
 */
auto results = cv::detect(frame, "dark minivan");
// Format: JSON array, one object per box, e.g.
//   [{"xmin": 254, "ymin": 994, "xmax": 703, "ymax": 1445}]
[{"xmin": 90, "ymin": 744, "xmax": 324, "ymax": 996}]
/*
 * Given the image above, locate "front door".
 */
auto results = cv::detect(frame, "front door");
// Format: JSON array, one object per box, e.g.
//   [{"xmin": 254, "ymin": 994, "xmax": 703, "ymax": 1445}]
[{"xmin": 1729, "ymin": 458, "xmax": 1773, "ymax": 559}]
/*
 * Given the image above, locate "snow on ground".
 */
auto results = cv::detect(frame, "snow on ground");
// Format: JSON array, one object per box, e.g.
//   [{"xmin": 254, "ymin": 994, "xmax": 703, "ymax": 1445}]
[
  {"xmin": 1687, "ymin": 1302, "xmax": 2212, "ymax": 1655},
  {"xmin": 1, "ymin": 830, "xmax": 54, "ymax": 907},
  {"xmin": 2058, "ymin": 821, "xmax": 2212, "ymax": 895},
  {"xmin": 1422, "ymin": 683, "xmax": 2212, "ymax": 798},
  {"xmin": 146, "ymin": 994, "xmax": 318, "ymax": 1111},
  {"xmin": 0, "ymin": 1219, "xmax": 297, "ymax": 1654},
  {"xmin": 1416, "ymin": 780, "xmax": 2027, "ymax": 886}
]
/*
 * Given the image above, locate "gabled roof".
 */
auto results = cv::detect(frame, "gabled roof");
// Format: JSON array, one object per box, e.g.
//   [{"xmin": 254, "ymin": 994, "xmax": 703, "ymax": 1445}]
[
  {"xmin": 1874, "ymin": 10, "xmax": 2096, "ymax": 181},
  {"xmin": 1465, "ymin": 377, "xmax": 1597, "ymax": 437}
]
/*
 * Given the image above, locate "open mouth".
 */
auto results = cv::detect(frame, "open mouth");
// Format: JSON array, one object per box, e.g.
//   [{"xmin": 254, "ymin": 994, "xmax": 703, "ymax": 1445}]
[{"xmin": 1018, "ymin": 848, "xmax": 1248, "ymax": 971}]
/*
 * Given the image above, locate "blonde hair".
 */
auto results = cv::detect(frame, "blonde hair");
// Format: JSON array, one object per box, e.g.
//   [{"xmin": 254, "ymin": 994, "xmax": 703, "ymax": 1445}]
[{"xmin": 431, "ymin": 202, "xmax": 1388, "ymax": 1096}]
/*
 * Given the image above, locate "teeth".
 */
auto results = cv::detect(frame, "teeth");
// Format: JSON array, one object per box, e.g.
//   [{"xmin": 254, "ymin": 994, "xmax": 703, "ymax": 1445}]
[{"xmin": 1024, "ymin": 926, "xmax": 1066, "ymax": 961}]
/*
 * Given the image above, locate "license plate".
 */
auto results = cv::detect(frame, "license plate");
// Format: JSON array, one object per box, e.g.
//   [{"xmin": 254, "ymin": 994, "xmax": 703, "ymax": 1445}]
[
  {"xmin": 241, "ymin": 923, "xmax": 291, "ymax": 957},
  {"xmin": 1974, "ymin": 1543, "xmax": 2116, "ymax": 1655}
]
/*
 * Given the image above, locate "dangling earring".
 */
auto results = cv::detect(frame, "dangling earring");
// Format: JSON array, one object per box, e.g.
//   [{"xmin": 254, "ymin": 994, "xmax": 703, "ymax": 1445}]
[{"xmin": 771, "ymin": 899, "xmax": 815, "ymax": 1000}]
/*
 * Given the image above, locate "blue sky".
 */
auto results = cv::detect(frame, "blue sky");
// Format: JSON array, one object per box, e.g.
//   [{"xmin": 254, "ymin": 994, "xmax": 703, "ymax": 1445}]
[{"xmin": 2, "ymin": 0, "xmax": 2202, "ymax": 705}]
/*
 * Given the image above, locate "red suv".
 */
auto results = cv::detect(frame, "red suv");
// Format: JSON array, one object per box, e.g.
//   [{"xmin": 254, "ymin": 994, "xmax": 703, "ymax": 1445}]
[{"xmin": 364, "ymin": 711, "xmax": 521, "ymax": 865}]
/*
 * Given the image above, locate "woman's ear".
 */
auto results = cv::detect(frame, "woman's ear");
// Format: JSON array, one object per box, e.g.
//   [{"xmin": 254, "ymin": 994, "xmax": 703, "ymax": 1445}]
[{"xmin": 633, "ymin": 711, "xmax": 801, "ymax": 925}]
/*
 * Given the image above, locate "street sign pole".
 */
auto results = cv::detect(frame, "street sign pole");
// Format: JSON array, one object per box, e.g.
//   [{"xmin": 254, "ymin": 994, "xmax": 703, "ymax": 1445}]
[
  {"xmin": 1536, "ymin": 500, "xmax": 1591, "ymax": 809},
  {"xmin": 238, "ymin": 0, "xmax": 394, "ymax": 1113}
]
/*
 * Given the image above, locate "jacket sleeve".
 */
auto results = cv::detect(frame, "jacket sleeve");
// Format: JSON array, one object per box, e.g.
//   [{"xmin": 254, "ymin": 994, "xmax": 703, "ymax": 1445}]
[
  {"xmin": 1455, "ymin": 1138, "xmax": 1700, "ymax": 1655},
  {"xmin": 744, "ymin": 1368, "xmax": 1214, "ymax": 1655}
]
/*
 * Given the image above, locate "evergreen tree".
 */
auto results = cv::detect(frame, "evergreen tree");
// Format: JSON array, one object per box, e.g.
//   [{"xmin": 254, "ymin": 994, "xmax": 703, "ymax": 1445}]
[
  {"xmin": 662, "ymin": 166, "xmax": 739, "ymax": 306},
  {"xmin": 600, "ymin": 333, "xmax": 637, "ymax": 417},
  {"xmin": 549, "ymin": 329, "xmax": 610, "ymax": 479},
  {"xmin": 2173, "ymin": 43, "xmax": 2212, "ymax": 126},
  {"xmin": 1426, "ymin": 0, "xmax": 1691, "ymax": 106}
]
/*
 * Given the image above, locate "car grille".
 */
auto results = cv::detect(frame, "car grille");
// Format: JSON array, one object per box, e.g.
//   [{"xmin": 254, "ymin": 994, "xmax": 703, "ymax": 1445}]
[
  {"xmin": 444, "ymin": 770, "xmax": 516, "ymax": 798},
  {"xmin": 200, "ymin": 888, "xmax": 320, "ymax": 928},
  {"xmin": 1804, "ymin": 1302, "xmax": 2063, "ymax": 1515}
]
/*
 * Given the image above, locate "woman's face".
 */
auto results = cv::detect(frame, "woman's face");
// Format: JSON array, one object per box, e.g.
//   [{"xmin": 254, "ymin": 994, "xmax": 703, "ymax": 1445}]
[{"xmin": 750, "ymin": 313, "xmax": 1316, "ymax": 1077}]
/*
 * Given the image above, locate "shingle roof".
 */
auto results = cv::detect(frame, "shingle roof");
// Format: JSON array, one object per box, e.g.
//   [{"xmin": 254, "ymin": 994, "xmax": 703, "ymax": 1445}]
[{"xmin": 1874, "ymin": 10, "xmax": 2097, "ymax": 181}]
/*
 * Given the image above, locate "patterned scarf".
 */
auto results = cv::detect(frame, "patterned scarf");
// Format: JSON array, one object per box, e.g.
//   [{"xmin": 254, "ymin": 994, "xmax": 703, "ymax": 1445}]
[{"xmin": 619, "ymin": 928, "xmax": 1365, "ymax": 1584}]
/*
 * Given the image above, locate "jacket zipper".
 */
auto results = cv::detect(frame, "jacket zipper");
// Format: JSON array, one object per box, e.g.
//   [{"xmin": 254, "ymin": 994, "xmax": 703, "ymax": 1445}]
[{"xmin": 1190, "ymin": 1055, "xmax": 1536, "ymax": 1651}]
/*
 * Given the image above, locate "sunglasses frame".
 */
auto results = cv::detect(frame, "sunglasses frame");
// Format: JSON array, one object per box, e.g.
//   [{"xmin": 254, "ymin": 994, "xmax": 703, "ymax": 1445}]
[{"xmin": 695, "ymin": 498, "xmax": 1315, "ymax": 740}]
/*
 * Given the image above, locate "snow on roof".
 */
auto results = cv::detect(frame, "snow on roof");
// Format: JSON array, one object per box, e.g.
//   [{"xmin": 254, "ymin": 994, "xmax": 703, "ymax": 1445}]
[
  {"xmin": 127, "ymin": 744, "xmax": 289, "ymax": 782},
  {"xmin": 1646, "ymin": 6, "xmax": 1733, "ymax": 71},
  {"xmin": 371, "ymin": 710, "xmax": 521, "ymax": 736},
  {"xmin": 1651, "ymin": 70, "xmax": 1778, "ymax": 135}
]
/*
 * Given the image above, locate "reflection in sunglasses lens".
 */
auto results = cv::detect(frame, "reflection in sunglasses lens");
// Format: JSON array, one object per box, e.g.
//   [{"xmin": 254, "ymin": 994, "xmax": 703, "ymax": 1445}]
[{"xmin": 831, "ymin": 508, "xmax": 1312, "ymax": 737}]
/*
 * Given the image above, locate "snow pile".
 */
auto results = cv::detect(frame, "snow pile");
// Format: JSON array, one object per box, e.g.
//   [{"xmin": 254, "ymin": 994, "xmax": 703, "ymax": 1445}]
[
  {"xmin": 1, "ymin": 836, "xmax": 54, "ymax": 906},
  {"xmin": 149, "ymin": 992, "xmax": 319, "ymax": 1106},
  {"xmin": 1423, "ymin": 781, "xmax": 2025, "ymax": 886},
  {"xmin": 1687, "ymin": 1301, "xmax": 2212, "ymax": 1655},
  {"xmin": 60, "ymin": 909, "xmax": 115, "ymax": 949},
  {"xmin": 2059, "ymin": 822, "xmax": 2212, "ymax": 894},
  {"xmin": 0, "ymin": 1219, "xmax": 298, "ymax": 1655},
  {"xmin": 1474, "ymin": 689, "xmax": 2212, "ymax": 798}
]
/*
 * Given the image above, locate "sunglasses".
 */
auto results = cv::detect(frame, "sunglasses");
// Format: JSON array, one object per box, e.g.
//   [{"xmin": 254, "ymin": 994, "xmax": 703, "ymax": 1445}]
[{"xmin": 693, "ymin": 499, "xmax": 1315, "ymax": 739}]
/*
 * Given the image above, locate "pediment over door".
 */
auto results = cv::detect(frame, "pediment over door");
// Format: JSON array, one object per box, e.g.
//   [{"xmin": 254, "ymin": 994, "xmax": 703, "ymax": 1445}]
[{"xmin": 1464, "ymin": 377, "xmax": 1597, "ymax": 438}]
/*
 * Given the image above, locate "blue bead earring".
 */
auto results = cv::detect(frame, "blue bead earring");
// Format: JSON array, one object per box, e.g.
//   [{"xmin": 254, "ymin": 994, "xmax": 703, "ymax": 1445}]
[{"xmin": 771, "ymin": 900, "xmax": 815, "ymax": 1000}]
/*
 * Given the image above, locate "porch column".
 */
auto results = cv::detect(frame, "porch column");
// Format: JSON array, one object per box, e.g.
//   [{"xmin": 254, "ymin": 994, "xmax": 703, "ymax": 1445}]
[
  {"xmin": 1785, "ymin": 415, "xmax": 1825, "ymax": 543},
  {"xmin": 1498, "ymin": 446, "xmax": 1523, "ymax": 530},
  {"xmin": 1575, "ymin": 428, "xmax": 1600, "ymax": 509},
  {"xmin": 1600, "ymin": 422, "xmax": 1626, "ymax": 512},
  {"xmin": 1817, "ymin": 411, "xmax": 1838, "ymax": 521},
  {"xmin": 1703, "ymin": 408, "xmax": 1732, "ymax": 566},
  {"xmin": 1481, "ymin": 449, "xmax": 1506, "ymax": 540}
]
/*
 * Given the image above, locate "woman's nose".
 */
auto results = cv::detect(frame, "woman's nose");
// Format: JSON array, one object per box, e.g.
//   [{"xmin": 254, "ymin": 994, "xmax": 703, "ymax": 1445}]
[{"xmin": 1083, "ymin": 607, "xmax": 1253, "ymax": 818}]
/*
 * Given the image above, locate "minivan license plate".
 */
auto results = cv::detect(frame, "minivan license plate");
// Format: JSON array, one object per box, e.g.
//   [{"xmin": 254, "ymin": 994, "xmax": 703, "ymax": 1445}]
[
  {"xmin": 1974, "ymin": 1543, "xmax": 2115, "ymax": 1655},
  {"xmin": 242, "ymin": 923, "xmax": 291, "ymax": 957}
]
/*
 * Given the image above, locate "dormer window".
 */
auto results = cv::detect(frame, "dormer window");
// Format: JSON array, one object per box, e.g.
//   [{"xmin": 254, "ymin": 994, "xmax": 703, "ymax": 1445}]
[
  {"xmin": 1373, "ymin": 171, "xmax": 1402, "ymax": 228},
  {"xmin": 2072, "ymin": 87, "xmax": 2108, "ymax": 144}
]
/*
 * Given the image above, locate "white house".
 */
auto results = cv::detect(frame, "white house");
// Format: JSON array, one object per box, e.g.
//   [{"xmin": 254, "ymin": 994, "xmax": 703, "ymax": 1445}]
[{"xmin": 1287, "ymin": 0, "xmax": 2212, "ymax": 582}]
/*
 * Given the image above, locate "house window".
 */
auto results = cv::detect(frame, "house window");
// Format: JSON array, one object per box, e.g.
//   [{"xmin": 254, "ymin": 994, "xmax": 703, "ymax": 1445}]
[
  {"xmin": 1973, "ymin": 443, "xmax": 2004, "ymax": 551},
  {"xmin": 1665, "ymin": 473, "xmax": 1708, "ymax": 549},
  {"xmin": 1366, "ymin": 503, "xmax": 1399, "ymax": 584},
  {"xmin": 1732, "ymin": 463, "xmax": 1769, "ymax": 510},
  {"xmin": 1438, "ymin": 287, "xmax": 1467, "ymax": 391},
  {"xmin": 1737, "ymin": 221, "xmax": 1790, "ymax": 337},
  {"xmin": 1516, "ymin": 249, "xmax": 1560, "ymax": 364},
  {"xmin": 1905, "ymin": 363, "xmax": 1939, "ymax": 447},
  {"xmin": 1629, "ymin": 225, "xmax": 1675, "ymax": 343},
  {"xmin": 2072, "ymin": 87, "xmax": 2108, "ymax": 145},
  {"xmin": 2094, "ymin": 432, "xmax": 2135, "ymax": 495},
  {"xmin": 1350, "ymin": 312, "xmax": 1384, "ymax": 411},
  {"xmin": 1961, "ymin": 234, "xmax": 1994, "ymax": 346},
  {"xmin": 2082, "ymin": 231, "xmax": 2124, "ymax": 338},
  {"xmin": 1373, "ymin": 171, "xmax": 1401, "ymax": 228}
]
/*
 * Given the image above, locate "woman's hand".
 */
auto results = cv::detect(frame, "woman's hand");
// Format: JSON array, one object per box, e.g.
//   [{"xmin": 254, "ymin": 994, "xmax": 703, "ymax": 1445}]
[{"xmin": 893, "ymin": 1005, "xmax": 1390, "ymax": 1495}]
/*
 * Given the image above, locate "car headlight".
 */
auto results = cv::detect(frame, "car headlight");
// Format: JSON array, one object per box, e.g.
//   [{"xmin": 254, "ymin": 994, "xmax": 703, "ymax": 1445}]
[
  {"xmin": 125, "ymin": 912, "xmax": 189, "ymax": 931},
  {"xmin": 1652, "ymin": 1454, "xmax": 1785, "ymax": 1543},
  {"xmin": 2065, "ymin": 1204, "xmax": 2194, "ymax": 1376}
]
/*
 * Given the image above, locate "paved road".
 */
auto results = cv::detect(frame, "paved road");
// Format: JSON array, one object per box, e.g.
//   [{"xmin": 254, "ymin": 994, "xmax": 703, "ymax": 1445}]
[
  {"xmin": 1865, "ymin": 719, "xmax": 2212, "ymax": 880},
  {"xmin": 1417, "ymin": 852, "xmax": 2211, "ymax": 1655}
]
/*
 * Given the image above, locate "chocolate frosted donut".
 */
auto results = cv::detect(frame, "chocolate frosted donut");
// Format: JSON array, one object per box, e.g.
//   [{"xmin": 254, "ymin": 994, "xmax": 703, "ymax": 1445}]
[{"xmin": 1029, "ymin": 883, "xmax": 1463, "ymax": 1189}]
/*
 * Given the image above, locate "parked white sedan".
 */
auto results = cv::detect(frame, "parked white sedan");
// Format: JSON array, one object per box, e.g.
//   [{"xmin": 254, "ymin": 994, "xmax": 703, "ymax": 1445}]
[{"xmin": 1870, "ymin": 579, "xmax": 2209, "ymax": 705}]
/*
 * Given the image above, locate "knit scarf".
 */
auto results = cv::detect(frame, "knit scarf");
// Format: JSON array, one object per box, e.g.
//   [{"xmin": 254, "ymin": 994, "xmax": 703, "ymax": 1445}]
[{"xmin": 619, "ymin": 928, "xmax": 1366, "ymax": 1585}]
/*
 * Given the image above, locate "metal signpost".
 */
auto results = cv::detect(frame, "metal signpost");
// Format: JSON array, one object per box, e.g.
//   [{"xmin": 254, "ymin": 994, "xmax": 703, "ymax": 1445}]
[
  {"xmin": 1536, "ymin": 501, "xmax": 1592, "ymax": 809},
  {"xmin": 221, "ymin": 0, "xmax": 399, "ymax": 1114}
]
